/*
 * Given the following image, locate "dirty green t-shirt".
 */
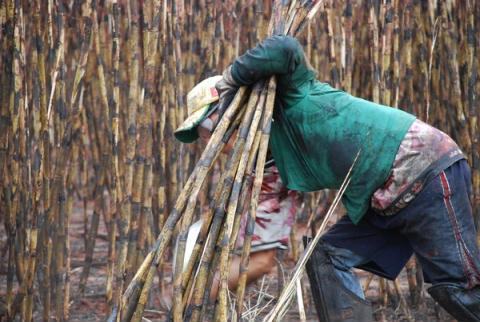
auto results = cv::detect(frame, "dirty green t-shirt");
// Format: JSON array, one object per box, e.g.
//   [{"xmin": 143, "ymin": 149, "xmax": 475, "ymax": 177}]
[{"xmin": 231, "ymin": 35, "xmax": 415, "ymax": 224}]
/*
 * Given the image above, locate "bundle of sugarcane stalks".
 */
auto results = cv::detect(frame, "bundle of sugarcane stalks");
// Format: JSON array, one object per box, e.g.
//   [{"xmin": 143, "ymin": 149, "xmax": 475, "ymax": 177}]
[
  {"xmin": 110, "ymin": 2, "xmax": 326, "ymax": 321},
  {"xmin": 1, "ymin": 0, "xmax": 480, "ymax": 321}
]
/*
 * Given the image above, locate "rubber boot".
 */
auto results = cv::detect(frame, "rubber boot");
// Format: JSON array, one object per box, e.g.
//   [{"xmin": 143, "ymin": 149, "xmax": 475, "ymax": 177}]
[
  {"xmin": 304, "ymin": 237, "xmax": 373, "ymax": 322},
  {"xmin": 428, "ymin": 283, "xmax": 480, "ymax": 322}
]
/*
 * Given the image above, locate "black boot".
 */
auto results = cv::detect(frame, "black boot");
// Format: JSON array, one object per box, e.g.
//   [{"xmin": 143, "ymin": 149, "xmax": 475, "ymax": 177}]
[
  {"xmin": 428, "ymin": 283, "xmax": 480, "ymax": 322},
  {"xmin": 304, "ymin": 237, "xmax": 373, "ymax": 322}
]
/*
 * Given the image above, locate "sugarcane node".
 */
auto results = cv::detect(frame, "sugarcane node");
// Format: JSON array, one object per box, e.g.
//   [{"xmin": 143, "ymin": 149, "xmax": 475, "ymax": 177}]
[
  {"xmin": 173, "ymin": 284, "xmax": 183, "ymax": 293},
  {"xmin": 221, "ymin": 123, "xmax": 239, "ymax": 143},
  {"xmin": 213, "ymin": 208, "xmax": 226, "ymax": 220},
  {"xmin": 177, "ymin": 233, "xmax": 188, "ymax": 243},
  {"xmin": 238, "ymin": 126, "xmax": 250, "ymax": 138},
  {"xmin": 166, "ymin": 217, "xmax": 178, "ymax": 230},
  {"xmin": 245, "ymin": 217, "xmax": 255, "ymax": 235},
  {"xmin": 261, "ymin": 121, "xmax": 272, "ymax": 134}
]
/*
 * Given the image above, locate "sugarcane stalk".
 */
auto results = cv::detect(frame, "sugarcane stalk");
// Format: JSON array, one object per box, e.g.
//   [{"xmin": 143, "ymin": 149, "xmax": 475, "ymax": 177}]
[
  {"xmin": 233, "ymin": 88, "xmax": 270, "ymax": 318},
  {"xmin": 380, "ymin": 0, "xmax": 393, "ymax": 106},
  {"xmin": 393, "ymin": 279, "xmax": 412, "ymax": 320},
  {"xmin": 172, "ymin": 93, "xmax": 252, "ymax": 322},
  {"xmin": 466, "ymin": 1, "xmax": 479, "ymax": 240},
  {"xmin": 443, "ymin": 2, "xmax": 471, "ymax": 153},
  {"xmin": 412, "ymin": 0, "xmax": 428, "ymax": 117},
  {"xmin": 325, "ymin": 0, "xmax": 340, "ymax": 88},
  {"xmin": 51, "ymin": 2, "xmax": 92, "ymax": 318},
  {"xmin": 414, "ymin": 256, "xmax": 424, "ymax": 305},
  {"xmin": 125, "ymin": 156, "xmax": 145, "ymax": 281},
  {"xmin": 425, "ymin": 16, "xmax": 441, "ymax": 122},
  {"xmin": 363, "ymin": 273, "xmax": 375, "ymax": 293},
  {"xmin": 92, "ymin": 0, "xmax": 110, "ymax": 141},
  {"xmin": 9, "ymin": 5, "xmax": 23, "ymax": 317},
  {"xmin": 153, "ymin": 3, "xmax": 170, "ymax": 295},
  {"xmin": 156, "ymin": 4, "xmax": 168, "ymax": 231},
  {"xmin": 180, "ymin": 113, "xmax": 248, "ymax": 320},
  {"xmin": 399, "ymin": 0, "xmax": 414, "ymax": 113},
  {"xmin": 392, "ymin": 0, "xmax": 401, "ymax": 107},
  {"xmin": 135, "ymin": 162, "xmax": 154, "ymax": 267},
  {"xmin": 79, "ymin": 189, "xmax": 102, "ymax": 291},
  {"xmin": 113, "ymin": 87, "xmax": 248, "ymax": 322},
  {"xmin": 106, "ymin": 0, "xmax": 121, "ymax": 306},
  {"xmin": 118, "ymin": 251, "xmax": 155, "ymax": 322},
  {"xmin": 114, "ymin": 0, "xmax": 142, "ymax": 310},
  {"xmin": 180, "ymin": 121, "xmax": 248, "ymax": 314},
  {"xmin": 369, "ymin": 0, "xmax": 380, "ymax": 103},
  {"xmin": 233, "ymin": 76, "xmax": 278, "ymax": 321},
  {"xmin": 342, "ymin": 0, "xmax": 353, "ymax": 92},
  {"xmin": 377, "ymin": 278, "xmax": 388, "ymax": 321},
  {"xmin": 125, "ymin": 147, "xmax": 224, "ymax": 322},
  {"xmin": 214, "ymin": 81, "xmax": 265, "ymax": 320},
  {"xmin": 186, "ymin": 190, "xmax": 238, "ymax": 321},
  {"xmin": 126, "ymin": 0, "xmax": 150, "ymax": 277},
  {"xmin": 188, "ymin": 183, "xmax": 234, "ymax": 322},
  {"xmin": 79, "ymin": 87, "xmax": 105, "ymax": 294},
  {"xmin": 228, "ymin": 130, "xmax": 262, "ymax": 255},
  {"xmin": 63, "ymin": 139, "xmax": 79, "ymax": 320},
  {"xmin": 186, "ymin": 119, "xmax": 253, "ymax": 322},
  {"xmin": 165, "ymin": 7, "xmax": 179, "ymax": 217},
  {"xmin": 199, "ymin": 241, "xmax": 225, "ymax": 321},
  {"xmin": 134, "ymin": 0, "xmax": 162, "ymax": 270},
  {"xmin": 23, "ymin": 1, "xmax": 45, "ymax": 320},
  {"xmin": 179, "ymin": 109, "xmax": 251, "ymax": 309},
  {"xmin": 17, "ymin": 3, "xmax": 31, "ymax": 316},
  {"xmin": 179, "ymin": 168, "xmax": 227, "ymax": 312},
  {"xmin": 130, "ymin": 262, "xmax": 155, "ymax": 322},
  {"xmin": 405, "ymin": 257, "xmax": 418, "ymax": 305}
]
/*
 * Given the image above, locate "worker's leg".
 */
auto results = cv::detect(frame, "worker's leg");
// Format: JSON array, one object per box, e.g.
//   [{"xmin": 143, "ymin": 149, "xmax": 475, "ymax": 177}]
[
  {"xmin": 413, "ymin": 160, "xmax": 480, "ymax": 322},
  {"xmin": 370, "ymin": 160, "xmax": 480, "ymax": 321},
  {"xmin": 319, "ymin": 242, "xmax": 368, "ymax": 298},
  {"xmin": 209, "ymin": 248, "xmax": 277, "ymax": 300},
  {"xmin": 305, "ymin": 239, "xmax": 373, "ymax": 322},
  {"xmin": 228, "ymin": 248, "xmax": 277, "ymax": 288},
  {"xmin": 319, "ymin": 212, "xmax": 414, "ymax": 286},
  {"xmin": 169, "ymin": 248, "xmax": 277, "ymax": 307},
  {"xmin": 307, "ymin": 209, "xmax": 414, "ymax": 321}
]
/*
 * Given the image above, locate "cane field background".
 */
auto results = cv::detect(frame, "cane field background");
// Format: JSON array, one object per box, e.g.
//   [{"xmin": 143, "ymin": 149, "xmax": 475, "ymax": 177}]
[{"xmin": 0, "ymin": 0, "xmax": 479, "ymax": 321}]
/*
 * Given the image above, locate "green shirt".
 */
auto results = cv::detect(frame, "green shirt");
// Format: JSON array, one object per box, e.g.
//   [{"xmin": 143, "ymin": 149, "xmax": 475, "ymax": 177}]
[{"xmin": 231, "ymin": 35, "xmax": 416, "ymax": 224}]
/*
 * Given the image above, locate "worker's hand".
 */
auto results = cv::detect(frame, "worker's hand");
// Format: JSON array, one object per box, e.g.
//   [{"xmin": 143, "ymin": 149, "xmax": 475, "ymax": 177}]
[{"xmin": 215, "ymin": 65, "xmax": 239, "ymax": 112}]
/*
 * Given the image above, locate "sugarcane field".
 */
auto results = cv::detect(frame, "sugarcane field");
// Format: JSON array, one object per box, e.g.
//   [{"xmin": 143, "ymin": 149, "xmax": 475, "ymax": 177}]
[{"xmin": 2, "ymin": 0, "xmax": 480, "ymax": 321}]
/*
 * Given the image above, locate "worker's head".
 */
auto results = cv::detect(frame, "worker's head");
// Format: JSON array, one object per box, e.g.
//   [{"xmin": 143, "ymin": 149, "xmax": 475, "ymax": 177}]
[
  {"xmin": 174, "ymin": 75, "xmax": 223, "ymax": 144},
  {"xmin": 175, "ymin": 76, "xmax": 238, "ymax": 154}
]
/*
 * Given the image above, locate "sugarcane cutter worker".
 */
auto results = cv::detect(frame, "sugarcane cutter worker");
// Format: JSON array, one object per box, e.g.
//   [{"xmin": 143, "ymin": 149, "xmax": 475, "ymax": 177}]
[
  {"xmin": 174, "ymin": 76, "xmax": 302, "ymax": 300},
  {"xmin": 180, "ymin": 35, "xmax": 480, "ymax": 322}
]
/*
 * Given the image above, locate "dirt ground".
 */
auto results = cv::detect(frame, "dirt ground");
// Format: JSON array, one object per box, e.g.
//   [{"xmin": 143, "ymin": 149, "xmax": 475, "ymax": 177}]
[{"xmin": 1, "ymin": 203, "xmax": 457, "ymax": 322}]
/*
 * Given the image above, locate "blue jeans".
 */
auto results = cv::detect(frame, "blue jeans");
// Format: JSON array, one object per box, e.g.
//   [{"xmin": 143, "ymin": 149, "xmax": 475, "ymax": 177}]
[
  {"xmin": 321, "ymin": 160, "xmax": 480, "ymax": 297},
  {"xmin": 322, "ymin": 243, "xmax": 369, "ymax": 299}
]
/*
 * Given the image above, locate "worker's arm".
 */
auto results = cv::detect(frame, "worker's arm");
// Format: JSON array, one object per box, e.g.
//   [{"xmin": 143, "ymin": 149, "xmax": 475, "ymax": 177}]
[{"xmin": 231, "ymin": 35, "xmax": 316, "ymax": 89}]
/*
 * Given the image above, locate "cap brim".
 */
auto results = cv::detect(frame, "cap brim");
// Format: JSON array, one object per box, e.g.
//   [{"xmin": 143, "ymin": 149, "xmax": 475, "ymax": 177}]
[{"xmin": 174, "ymin": 105, "xmax": 210, "ymax": 143}]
